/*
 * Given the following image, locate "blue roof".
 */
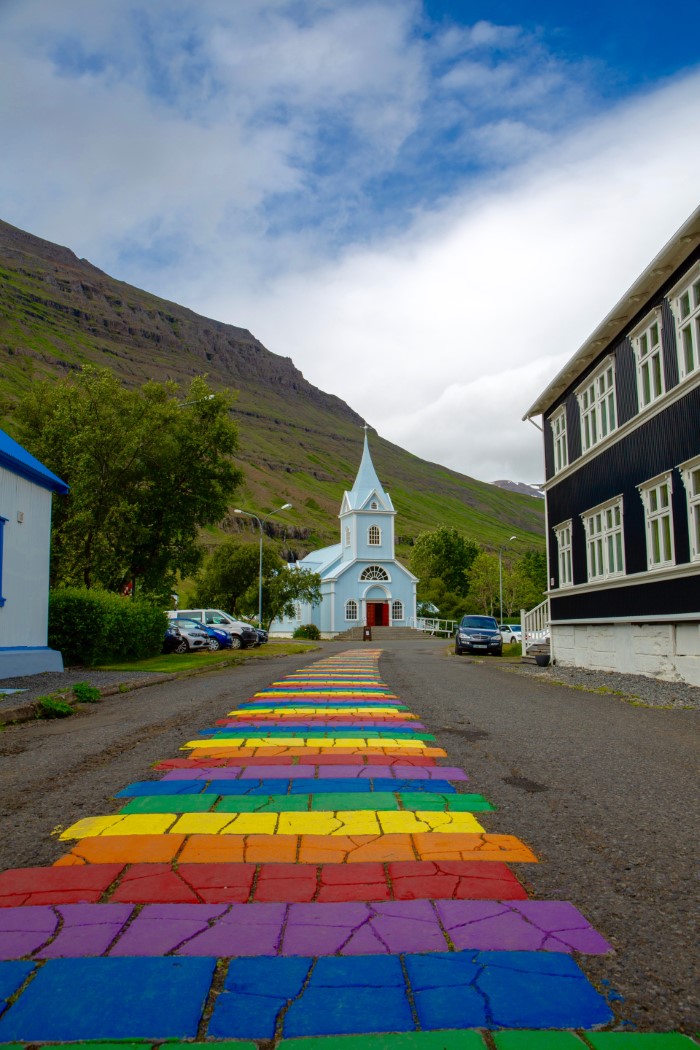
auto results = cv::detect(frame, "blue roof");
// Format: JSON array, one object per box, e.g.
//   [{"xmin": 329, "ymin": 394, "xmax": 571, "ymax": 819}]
[
  {"xmin": 0, "ymin": 430, "xmax": 69, "ymax": 494},
  {"xmin": 299, "ymin": 543, "xmax": 343, "ymax": 578}
]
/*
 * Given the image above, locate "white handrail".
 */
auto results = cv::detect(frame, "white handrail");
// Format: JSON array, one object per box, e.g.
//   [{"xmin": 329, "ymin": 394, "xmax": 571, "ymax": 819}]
[
  {"xmin": 520, "ymin": 599, "xmax": 550, "ymax": 655},
  {"xmin": 407, "ymin": 616, "xmax": 459, "ymax": 637}
]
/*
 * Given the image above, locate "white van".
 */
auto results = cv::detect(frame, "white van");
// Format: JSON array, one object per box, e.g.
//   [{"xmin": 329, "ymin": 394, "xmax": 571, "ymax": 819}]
[{"xmin": 168, "ymin": 609, "xmax": 259, "ymax": 649}]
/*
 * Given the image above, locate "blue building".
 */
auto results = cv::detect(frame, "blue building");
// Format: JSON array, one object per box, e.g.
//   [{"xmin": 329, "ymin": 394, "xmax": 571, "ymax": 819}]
[
  {"xmin": 271, "ymin": 433, "xmax": 418, "ymax": 636},
  {"xmin": 0, "ymin": 429, "xmax": 68, "ymax": 677}
]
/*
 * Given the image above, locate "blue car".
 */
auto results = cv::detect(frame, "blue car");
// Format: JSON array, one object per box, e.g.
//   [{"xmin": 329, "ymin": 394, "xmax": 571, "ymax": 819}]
[{"xmin": 169, "ymin": 617, "xmax": 233, "ymax": 652}]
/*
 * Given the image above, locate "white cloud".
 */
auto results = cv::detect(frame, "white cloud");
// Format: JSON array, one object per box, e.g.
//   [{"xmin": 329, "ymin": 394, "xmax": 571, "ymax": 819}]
[{"xmin": 195, "ymin": 70, "xmax": 700, "ymax": 482}]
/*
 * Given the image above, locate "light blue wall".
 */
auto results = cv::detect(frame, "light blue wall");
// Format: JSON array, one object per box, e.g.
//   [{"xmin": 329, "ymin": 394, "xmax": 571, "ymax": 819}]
[{"xmin": 270, "ymin": 559, "xmax": 416, "ymax": 635}]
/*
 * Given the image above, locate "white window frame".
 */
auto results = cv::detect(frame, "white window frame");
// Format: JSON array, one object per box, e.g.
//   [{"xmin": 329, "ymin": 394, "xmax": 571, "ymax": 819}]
[
  {"xmin": 550, "ymin": 407, "xmax": 568, "ymax": 475},
  {"xmin": 345, "ymin": 599, "xmax": 359, "ymax": 621},
  {"xmin": 577, "ymin": 357, "xmax": 617, "ymax": 453},
  {"xmin": 679, "ymin": 453, "xmax": 700, "ymax": 562},
  {"xmin": 391, "ymin": 599, "xmax": 404, "ymax": 621},
  {"xmin": 344, "ymin": 526, "xmax": 351, "ymax": 547},
  {"xmin": 669, "ymin": 261, "xmax": 700, "ymax": 382},
  {"xmin": 553, "ymin": 520, "xmax": 573, "ymax": 588},
  {"xmin": 292, "ymin": 602, "xmax": 303, "ymax": 622},
  {"xmin": 368, "ymin": 524, "xmax": 381, "ymax": 546},
  {"xmin": 630, "ymin": 308, "xmax": 665, "ymax": 409},
  {"xmin": 360, "ymin": 565, "xmax": 390, "ymax": 581},
  {"xmin": 581, "ymin": 496, "xmax": 625, "ymax": 581},
  {"xmin": 638, "ymin": 472, "xmax": 675, "ymax": 570}
]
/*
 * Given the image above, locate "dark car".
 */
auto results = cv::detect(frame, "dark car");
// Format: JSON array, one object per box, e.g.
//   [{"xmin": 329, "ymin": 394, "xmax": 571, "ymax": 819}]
[
  {"xmin": 254, "ymin": 627, "xmax": 268, "ymax": 645},
  {"xmin": 455, "ymin": 615, "xmax": 503, "ymax": 656},
  {"xmin": 170, "ymin": 617, "xmax": 233, "ymax": 652}
]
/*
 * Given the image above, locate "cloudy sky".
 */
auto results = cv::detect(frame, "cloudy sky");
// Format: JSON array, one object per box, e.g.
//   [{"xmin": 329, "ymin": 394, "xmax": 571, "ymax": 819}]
[{"xmin": 1, "ymin": 0, "xmax": 699, "ymax": 482}]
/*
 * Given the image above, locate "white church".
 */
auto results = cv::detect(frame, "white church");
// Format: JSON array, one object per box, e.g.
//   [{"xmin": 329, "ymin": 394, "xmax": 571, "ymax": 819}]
[{"xmin": 271, "ymin": 433, "xmax": 418, "ymax": 637}]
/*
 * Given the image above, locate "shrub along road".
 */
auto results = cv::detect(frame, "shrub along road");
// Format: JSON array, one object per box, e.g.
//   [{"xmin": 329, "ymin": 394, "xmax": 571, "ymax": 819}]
[{"xmin": 0, "ymin": 639, "xmax": 696, "ymax": 1032}]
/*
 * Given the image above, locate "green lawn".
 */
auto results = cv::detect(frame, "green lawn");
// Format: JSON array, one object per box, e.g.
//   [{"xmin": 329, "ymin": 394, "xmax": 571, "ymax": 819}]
[{"xmin": 96, "ymin": 640, "xmax": 320, "ymax": 674}]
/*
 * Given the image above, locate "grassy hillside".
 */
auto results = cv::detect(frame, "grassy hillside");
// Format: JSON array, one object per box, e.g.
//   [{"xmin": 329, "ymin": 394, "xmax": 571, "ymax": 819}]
[{"xmin": 0, "ymin": 218, "xmax": 544, "ymax": 561}]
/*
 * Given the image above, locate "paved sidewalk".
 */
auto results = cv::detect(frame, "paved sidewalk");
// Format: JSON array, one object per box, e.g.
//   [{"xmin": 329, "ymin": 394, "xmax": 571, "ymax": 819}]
[{"xmin": 0, "ymin": 650, "xmax": 695, "ymax": 1047}]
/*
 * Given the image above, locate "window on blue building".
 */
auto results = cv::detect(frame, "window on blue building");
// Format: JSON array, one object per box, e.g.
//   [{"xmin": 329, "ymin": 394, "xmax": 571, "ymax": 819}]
[{"xmin": 0, "ymin": 516, "xmax": 6, "ymax": 607}]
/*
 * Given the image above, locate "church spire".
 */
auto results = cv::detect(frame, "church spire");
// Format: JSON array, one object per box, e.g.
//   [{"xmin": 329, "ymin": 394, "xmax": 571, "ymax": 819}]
[{"xmin": 346, "ymin": 429, "xmax": 393, "ymax": 511}]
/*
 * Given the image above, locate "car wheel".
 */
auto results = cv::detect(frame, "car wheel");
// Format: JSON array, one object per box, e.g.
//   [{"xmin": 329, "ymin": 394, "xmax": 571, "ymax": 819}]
[
  {"xmin": 208, "ymin": 638, "xmax": 221, "ymax": 651},
  {"xmin": 494, "ymin": 649, "xmax": 503, "ymax": 657},
  {"xmin": 230, "ymin": 635, "xmax": 242, "ymax": 650},
  {"xmin": 174, "ymin": 639, "xmax": 189, "ymax": 654},
  {"xmin": 454, "ymin": 645, "xmax": 462, "ymax": 655}
]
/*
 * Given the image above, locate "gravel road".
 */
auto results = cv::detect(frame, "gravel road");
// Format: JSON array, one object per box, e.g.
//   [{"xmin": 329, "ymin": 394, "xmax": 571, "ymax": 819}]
[{"xmin": 0, "ymin": 640, "xmax": 697, "ymax": 1032}]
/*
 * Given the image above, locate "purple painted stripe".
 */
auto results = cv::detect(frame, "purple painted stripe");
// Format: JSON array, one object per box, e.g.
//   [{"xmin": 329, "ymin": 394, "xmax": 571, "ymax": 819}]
[
  {"xmin": 161, "ymin": 765, "xmax": 467, "ymax": 782},
  {"xmin": 314, "ymin": 765, "xmax": 468, "ymax": 780},
  {"xmin": 0, "ymin": 901, "xmax": 612, "ymax": 959}
]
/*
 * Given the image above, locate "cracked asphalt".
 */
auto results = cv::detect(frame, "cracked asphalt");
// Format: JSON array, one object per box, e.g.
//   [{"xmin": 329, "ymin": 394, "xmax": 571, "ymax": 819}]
[{"xmin": 0, "ymin": 639, "xmax": 697, "ymax": 1032}]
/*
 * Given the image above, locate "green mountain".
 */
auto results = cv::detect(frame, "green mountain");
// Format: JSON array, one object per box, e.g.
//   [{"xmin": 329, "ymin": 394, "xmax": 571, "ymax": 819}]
[{"xmin": 0, "ymin": 218, "xmax": 544, "ymax": 560}]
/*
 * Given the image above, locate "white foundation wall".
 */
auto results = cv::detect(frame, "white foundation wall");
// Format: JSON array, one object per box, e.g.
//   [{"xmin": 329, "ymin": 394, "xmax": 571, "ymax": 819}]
[{"xmin": 552, "ymin": 622, "xmax": 700, "ymax": 685}]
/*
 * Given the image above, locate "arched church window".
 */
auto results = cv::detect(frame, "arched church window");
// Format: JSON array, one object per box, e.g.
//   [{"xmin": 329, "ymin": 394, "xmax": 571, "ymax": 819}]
[
  {"xmin": 360, "ymin": 565, "xmax": 389, "ymax": 581},
  {"xmin": 391, "ymin": 600, "xmax": 404, "ymax": 621},
  {"xmin": 368, "ymin": 525, "xmax": 381, "ymax": 545},
  {"xmin": 345, "ymin": 527, "xmax": 351, "ymax": 546},
  {"xmin": 345, "ymin": 599, "xmax": 358, "ymax": 621},
  {"xmin": 370, "ymin": 501, "xmax": 378, "ymax": 509}
]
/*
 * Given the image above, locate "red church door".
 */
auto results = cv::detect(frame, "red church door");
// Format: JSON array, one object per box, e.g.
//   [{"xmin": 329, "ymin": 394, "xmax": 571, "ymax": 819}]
[{"xmin": 366, "ymin": 602, "xmax": 389, "ymax": 626}]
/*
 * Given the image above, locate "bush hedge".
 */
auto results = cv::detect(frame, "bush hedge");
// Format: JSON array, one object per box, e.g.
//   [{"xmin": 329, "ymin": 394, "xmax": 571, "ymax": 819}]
[
  {"xmin": 292, "ymin": 623, "xmax": 321, "ymax": 640},
  {"xmin": 49, "ymin": 587, "xmax": 167, "ymax": 666}
]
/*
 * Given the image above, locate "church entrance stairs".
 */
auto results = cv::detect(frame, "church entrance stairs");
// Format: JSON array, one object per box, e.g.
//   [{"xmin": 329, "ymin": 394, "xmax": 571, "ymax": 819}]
[{"xmin": 334, "ymin": 626, "xmax": 422, "ymax": 641}]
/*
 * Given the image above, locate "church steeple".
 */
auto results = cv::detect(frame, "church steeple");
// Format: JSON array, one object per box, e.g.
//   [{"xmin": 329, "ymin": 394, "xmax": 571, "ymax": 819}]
[
  {"xmin": 345, "ymin": 429, "xmax": 394, "ymax": 512},
  {"xmin": 339, "ymin": 430, "xmax": 395, "ymax": 563}
]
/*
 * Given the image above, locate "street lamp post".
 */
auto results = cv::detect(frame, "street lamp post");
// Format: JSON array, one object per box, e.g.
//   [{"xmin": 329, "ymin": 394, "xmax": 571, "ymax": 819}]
[
  {"xmin": 177, "ymin": 394, "xmax": 216, "ymax": 407},
  {"xmin": 498, "ymin": 536, "xmax": 517, "ymax": 623},
  {"xmin": 234, "ymin": 503, "xmax": 292, "ymax": 628}
]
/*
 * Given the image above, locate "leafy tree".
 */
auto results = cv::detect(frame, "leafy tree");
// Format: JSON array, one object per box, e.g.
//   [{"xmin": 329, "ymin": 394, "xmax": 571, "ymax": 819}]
[
  {"xmin": 410, "ymin": 527, "xmax": 479, "ymax": 595},
  {"xmin": 13, "ymin": 367, "xmax": 243, "ymax": 595},
  {"xmin": 256, "ymin": 567, "xmax": 323, "ymax": 630},
  {"xmin": 521, "ymin": 548, "xmax": 548, "ymax": 595},
  {"xmin": 415, "ymin": 578, "xmax": 464, "ymax": 622},
  {"xmin": 501, "ymin": 562, "xmax": 543, "ymax": 617},
  {"xmin": 192, "ymin": 540, "xmax": 283, "ymax": 614},
  {"xmin": 464, "ymin": 551, "xmax": 500, "ymax": 616}
]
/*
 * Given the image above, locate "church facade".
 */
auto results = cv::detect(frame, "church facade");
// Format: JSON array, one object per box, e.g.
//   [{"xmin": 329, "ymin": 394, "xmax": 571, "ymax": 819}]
[{"xmin": 270, "ymin": 434, "xmax": 418, "ymax": 636}]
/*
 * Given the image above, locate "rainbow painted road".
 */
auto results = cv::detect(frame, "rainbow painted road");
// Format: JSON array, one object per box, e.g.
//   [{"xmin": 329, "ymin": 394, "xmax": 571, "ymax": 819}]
[{"xmin": 0, "ymin": 650, "xmax": 693, "ymax": 1050}]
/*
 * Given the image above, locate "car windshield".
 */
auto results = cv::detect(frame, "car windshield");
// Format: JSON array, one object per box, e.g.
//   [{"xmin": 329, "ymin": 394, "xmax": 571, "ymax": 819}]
[{"xmin": 460, "ymin": 616, "xmax": 498, "ymax": 629}]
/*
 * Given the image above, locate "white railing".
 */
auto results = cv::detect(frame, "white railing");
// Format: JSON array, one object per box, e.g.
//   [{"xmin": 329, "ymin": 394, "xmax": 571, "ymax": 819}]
[
  {"xmin": 408, "ymin": 616, "xmax": 458, "ymax": 637},
  {"xmin": 520, "ymin": 599, "xmax": 550, "ymax": 656}
]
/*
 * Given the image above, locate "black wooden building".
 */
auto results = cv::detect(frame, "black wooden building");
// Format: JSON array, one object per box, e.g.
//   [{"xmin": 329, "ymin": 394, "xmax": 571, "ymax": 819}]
[{"xmin": 524, "ymin": 206, "xmax": 700, "ymax": 684}]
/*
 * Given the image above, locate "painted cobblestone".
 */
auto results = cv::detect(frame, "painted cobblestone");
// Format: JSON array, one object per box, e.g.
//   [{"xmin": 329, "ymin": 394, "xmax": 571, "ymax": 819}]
[
  {"xmin": 0, "ymin": 859, "xmax": 528, "ymax": 906},
  {"xmin": 0, "ymin": 899, "xmax": 611, "ymax": 959},
  {"xmin": 55, "ymin": 831, "xmax": 539, "ymax": 866},
  {"xmin": 0, "ymin": 648, "xmax": 678, "ymax": 1043}
]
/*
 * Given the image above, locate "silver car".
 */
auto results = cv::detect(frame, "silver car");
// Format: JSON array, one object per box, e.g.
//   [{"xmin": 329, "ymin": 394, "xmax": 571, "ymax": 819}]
[{"xmin": 166, "ymin": 619, "xmax": 210, "ymax": 653}]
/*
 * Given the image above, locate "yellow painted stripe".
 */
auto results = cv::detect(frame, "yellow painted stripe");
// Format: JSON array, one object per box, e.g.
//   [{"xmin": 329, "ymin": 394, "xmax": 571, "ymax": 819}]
[
  {"xmin": 254, "ymin": 691, "xmax": 398, "ymax": 698},
  {"xmin": 60, "ymin": 810, "xmax": 486, "ymax": 839}
]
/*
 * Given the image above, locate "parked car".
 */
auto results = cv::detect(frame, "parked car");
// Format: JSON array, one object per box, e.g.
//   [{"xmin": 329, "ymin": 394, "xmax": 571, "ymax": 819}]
[
  {"xmin": 455, "ymin": 615, "xmax": 503, "ymax": 656},
  {"xmin": 169, "ymin": 609, "xmax": 258, "ymax": 649},
  {"xmin": 254, "ymin": 627, "xmax": 268, "ymax": 645},
  {"xmin": 162, "ymin": 621, "xmax": 210, "ymax": 654},
  {"xmin": 499, "ymin": 624, "xmax": 522, "ymax": 644},
  {"xmin": 170, "ymin": 617, "xmax": 233, "ymax": 652}
]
